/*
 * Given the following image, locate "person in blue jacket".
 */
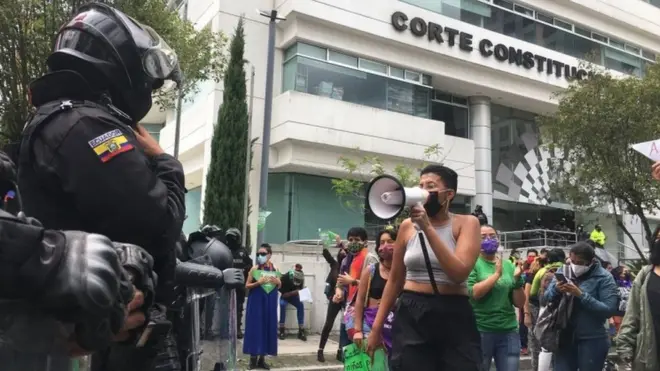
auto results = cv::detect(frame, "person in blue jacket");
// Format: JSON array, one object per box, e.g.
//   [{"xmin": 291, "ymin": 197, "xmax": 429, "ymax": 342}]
[{"xmin": 544, "ymin": 242, "xmax": 618, "ymax": 371}]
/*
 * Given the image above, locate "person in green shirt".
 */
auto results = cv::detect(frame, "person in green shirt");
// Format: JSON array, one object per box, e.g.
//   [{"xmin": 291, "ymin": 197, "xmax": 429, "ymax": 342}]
[{"xmin": 468, "ymin": 225, "xmax": 526, "ymax": 371}]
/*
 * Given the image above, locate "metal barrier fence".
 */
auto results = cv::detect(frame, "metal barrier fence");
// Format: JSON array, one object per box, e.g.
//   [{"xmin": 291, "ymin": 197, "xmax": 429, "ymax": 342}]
[{"xmin": 498, "ymin": 228, "xmax": 579, "ymax": 250}]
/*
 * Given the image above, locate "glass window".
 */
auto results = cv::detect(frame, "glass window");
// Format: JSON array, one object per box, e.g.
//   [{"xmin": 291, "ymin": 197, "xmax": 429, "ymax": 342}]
[
  {"xmin": 401, "ymin": 0, "xmax": 654, "ymax": 77},
  {"xmin": 142, "ymin": 123, "xmax": 164, "ymax": 142},
  {"xmin": 422, "ymin": 74, "xmax": 433, "ymax": 86},
  {"xmin": 610, "ymin": 39, "xmax": 625, "ymax": 50},
  {"xmin": 390, "ymin": 66, "xmax": 404, "ymax": 79},
  {"xmin": 298, "ymin": 43, "xmax": 327, "ymax": 59},
  {"xmin": 625, "ymin": 44, "xmax": 640, "ymax": 55},
  {"xmin": 284, "ymin": 44, "xmax": 298, "ymax": 61},
  {"xmin": 490, "ymin": 104, "xmax": 539, "ymax": 194},
  {"xmin": 553, "ymin": 18, "xmax": 572, "ymax": 31},
  {"xmin": 432, "ymin": 101, "xmax": 469, "ymax": 138},
  {"xmin": 493, "ymin": 0, "xmax": 513, "ymax": 10},
  {"xmin": 359, "ymin": 58, "xmax": 388, "ymax": 74},
  {"xmin": 453, "ymin": 96, "xmax": 468, "ymax": 106},
  {"xmin": 574, "ymin": 26, "xmax": 590, "ymax": 37},
  {"xmin": 328, "ymin": 50, "xmax": 358, "ymax": 67},
  {"xmin": 405, "ymin": 70, "xmax": 421, "ymax": 82},
  {"xmin": 536, "ymin": 12, "xmax": 553, "ymax": 24},
  {"xmin": 514, "ymin": 4, "xmax": 533, "ymax": 17},
  {"xmin": 282, "ymin": 56, "xmax": 430, "ymax": 118},
  {"xmin": 604, "ymin": 48, "xmax": 643, "ymax": 77},
  {"xmin": 643, "ymin": 50, "xmax": 656, "ymax": 61}
]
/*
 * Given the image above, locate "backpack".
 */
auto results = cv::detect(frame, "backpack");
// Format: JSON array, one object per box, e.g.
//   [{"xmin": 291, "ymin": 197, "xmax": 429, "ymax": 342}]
[{"xmin": 533, "ymin": 265, "xmax": 575, "ymax": 352}]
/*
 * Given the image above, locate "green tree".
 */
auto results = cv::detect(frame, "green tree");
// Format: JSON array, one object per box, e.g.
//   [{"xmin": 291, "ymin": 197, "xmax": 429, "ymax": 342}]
[
  {"xmin": 539, "ymin": 63, "xmax": 660, "ymax": 262},
  {"xmin": 331, "ymin": 144, "xmax": 441, "ymax": 225},
  {"xmin": 0, "ymin": 0, "xmax": 227, "ymax": 143},
  {"xmin": 203, "ymin": 17, "xmax": 248, "ymax": 231}
]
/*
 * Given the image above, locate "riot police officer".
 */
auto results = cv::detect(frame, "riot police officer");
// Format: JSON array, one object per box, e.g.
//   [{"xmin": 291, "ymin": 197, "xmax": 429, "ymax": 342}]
[
  {"xmin": 225, "ymin": 228, "xmax": 252, "ymax": 338},
  {"xmin": 17, "ymin": 3, "xmax": 185, "ymax": 371},
  {"xmin": 0, "ymin": 151, "xmax": 152, "ymax": 370}
]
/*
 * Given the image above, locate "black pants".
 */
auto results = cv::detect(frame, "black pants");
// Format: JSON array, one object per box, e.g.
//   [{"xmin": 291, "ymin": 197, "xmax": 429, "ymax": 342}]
[
  {"xmin": 390, "ymin": 291, "xmax": 481, "ymax": 371},
  {"xmin": 236, "ymin": 288, "xmax": 245, "ymax": 332},
  {"xmin": 318, "ymin": 300, "xmax": 343, "ymax": 351}
]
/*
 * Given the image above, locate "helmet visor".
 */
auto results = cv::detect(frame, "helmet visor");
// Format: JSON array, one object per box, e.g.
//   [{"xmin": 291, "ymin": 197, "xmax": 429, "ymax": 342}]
[{"xmin": 141, "ymin": 26, "xmax": 182, "ymax": 90}]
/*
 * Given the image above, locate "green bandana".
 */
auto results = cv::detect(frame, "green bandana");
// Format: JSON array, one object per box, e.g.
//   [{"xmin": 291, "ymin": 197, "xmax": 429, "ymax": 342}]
[{"xmin": 253, "ymin": 270, "xmax": 281, "ymax": 294}]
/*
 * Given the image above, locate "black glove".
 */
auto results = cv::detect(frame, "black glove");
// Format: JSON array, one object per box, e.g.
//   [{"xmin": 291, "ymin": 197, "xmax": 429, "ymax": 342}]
[
  {"xmin": 113, "ymin": 242, "xmax": 160, "ymax": 346},
  {"xmin": 45, "ymin": 232, "xmax": 134, "ymax": 352},
  {"xmin": 222, "ymin": 268, "xmax": 246, "ymax": 289}
]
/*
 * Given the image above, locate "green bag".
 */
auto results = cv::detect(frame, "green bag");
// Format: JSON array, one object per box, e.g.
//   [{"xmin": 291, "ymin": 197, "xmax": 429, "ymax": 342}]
[
  {"xmin": 343, "ymin": 343, "xmax": 389, "ymax": 371},
  {"xmin": 371, "ymin": 348, "xmax": 389, "ymax": 371},
  {"xmin": 343, "ymin": 343, "xmax": 370, "ymax": 371}
]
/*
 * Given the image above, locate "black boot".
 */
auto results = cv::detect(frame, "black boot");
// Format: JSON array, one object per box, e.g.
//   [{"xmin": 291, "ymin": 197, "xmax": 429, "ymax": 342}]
[
  {"xmin": 248, "ymin": 356, "xmax": 258, "ymax": 370},
  {"xmin": 257, "ymin": 356, "xmax": 270, "ymax": 370},
  {"xmin": 278, "ymin": 326, "xmax": 286, "ymax": 340},
  {"xmin": 336, "ymin": 349, "xmax": 344, "ymax": 362},
  {"xmin": 317, "ymin": 349, "xmax": 325, "ymax": 362},
  {"xmin": 297, "ymin": 327, "xmax": 307, "ymax": 341}
]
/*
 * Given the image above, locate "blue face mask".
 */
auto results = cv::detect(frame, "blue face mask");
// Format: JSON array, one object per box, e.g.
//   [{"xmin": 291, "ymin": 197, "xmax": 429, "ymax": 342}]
[{"xmin": 257, "ymin": 255, "xmax": 268, "ymax": 265}]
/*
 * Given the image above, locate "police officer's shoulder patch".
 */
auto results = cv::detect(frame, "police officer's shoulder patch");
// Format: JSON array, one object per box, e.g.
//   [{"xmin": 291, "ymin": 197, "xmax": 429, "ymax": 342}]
[{"xmin": 88, "ymin": 129, "xmax": 134, "ymax": 163}]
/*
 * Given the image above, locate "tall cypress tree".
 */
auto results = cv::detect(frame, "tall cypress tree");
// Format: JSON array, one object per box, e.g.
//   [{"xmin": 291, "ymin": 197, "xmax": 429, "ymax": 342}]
[{"xmin": 203, "ymin": 18, "xmax": 248, "ymax": 231}]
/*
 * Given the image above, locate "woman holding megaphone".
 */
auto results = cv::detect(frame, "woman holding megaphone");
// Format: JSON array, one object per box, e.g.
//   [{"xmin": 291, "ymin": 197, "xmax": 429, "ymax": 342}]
[{"xmin": 366, "ymin": 165, "xmax": 482, "ymax": 371}]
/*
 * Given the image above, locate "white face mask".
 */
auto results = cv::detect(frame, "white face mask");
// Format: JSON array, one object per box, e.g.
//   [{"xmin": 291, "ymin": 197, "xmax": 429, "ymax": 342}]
[{"xmin": 571, "ymin": 263, "xmax": 590, "ymax": 277}]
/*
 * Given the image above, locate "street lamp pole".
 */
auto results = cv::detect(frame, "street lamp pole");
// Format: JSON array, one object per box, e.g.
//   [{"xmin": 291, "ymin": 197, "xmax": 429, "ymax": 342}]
[
  {"xmin": 256, "ymin": 9, "xmax": 285, "ymax": 249},
  {"xmin": 172, "ymin": 1, "xmax": 188, "ymax": 159}
]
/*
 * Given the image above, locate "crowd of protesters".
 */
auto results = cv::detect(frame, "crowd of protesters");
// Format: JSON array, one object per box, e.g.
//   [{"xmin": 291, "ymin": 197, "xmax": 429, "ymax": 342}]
[{"xmin": 307, "ymin": 162, "xmax": 660, "ymax": 371}]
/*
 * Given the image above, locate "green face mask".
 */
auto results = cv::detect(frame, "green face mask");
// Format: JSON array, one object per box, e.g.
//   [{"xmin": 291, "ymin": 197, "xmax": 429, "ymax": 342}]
[{"xmin": 347, "ymin": 241, "xmax": 363, "ymax": 254}]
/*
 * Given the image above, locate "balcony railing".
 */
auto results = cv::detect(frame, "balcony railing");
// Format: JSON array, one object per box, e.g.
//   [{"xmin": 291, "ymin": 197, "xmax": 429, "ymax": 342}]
[{"xmin": 499, "ymin": 228, "xmax": 578, "ymax": 250}]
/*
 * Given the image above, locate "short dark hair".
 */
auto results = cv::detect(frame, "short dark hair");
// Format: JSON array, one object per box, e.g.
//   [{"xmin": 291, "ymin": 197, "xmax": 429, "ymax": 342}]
[
  {"xmin": 540, "ymin": 248, "xmax": 548, "ymax": 254},
  {"xmin": 602, "ymin": 261, "xmax": 612, "ymax": 268},
  {"xmin": 259, "ymin": 243, "xmax": 272, "ymax": 254},
  {"xmin": 376, "ymin": 228, "xmax": 397, "ymax": 244},
  {"xmin": 347, "ymin": 227, "xmax": 368, "ymax": 241},
  {"xmin": 570, "ymin": 242, "xmax": 595, "ymax": 262},
  {"xmin": 527, "ymin": 249, "xmax": 538, "ymax": 256},
  {"xmin": 420, "ymin": 165, "xmax": 458, "ymax": 191},
  {"xmin": 547, "ymin": 248, "xmax": 566, "ymax": 264},
  {"xmin": 481, "ymin": 224, "xmax": 497, "ymax": 235}
]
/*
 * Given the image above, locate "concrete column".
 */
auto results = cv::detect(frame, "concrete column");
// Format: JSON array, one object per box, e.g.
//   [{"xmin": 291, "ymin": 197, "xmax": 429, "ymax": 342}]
[{"xmin": 469, "ymin": 96, "xmax": 493, "ymax": 224}]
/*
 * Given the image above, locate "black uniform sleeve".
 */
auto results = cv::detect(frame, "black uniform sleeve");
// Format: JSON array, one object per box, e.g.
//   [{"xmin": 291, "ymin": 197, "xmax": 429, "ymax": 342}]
[{"xmin": 49, "ymin": 116, "xmax": 186, "ymax": 256}]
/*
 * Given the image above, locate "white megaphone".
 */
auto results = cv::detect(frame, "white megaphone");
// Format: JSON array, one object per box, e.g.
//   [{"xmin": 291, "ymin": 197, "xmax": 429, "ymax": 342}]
[{"xmin": 365, "ymin": 175, "xmax": 429, "ymax": 220}]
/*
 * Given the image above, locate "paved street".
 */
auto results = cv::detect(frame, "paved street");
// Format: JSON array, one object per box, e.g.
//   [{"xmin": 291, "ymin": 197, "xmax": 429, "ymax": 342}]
[{"xmin": 199, "ymin": 335, "xmax": 538, "ymax": 371}]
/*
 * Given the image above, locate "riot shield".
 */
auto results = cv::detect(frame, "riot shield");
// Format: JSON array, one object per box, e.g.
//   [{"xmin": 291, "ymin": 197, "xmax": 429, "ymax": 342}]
[
  {"xmin": 0, "ymin": 300, "xmax": 77, "ymax": 371},
  {"xmin": 199, "ymin": 288, "xmax": 237, "ymax": 371}
]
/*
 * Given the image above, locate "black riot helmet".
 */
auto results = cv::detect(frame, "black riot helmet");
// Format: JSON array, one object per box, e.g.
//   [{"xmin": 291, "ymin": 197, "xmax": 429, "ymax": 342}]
[
  {"xmin": 47, "ymin": 2, "xmax": 182, "ymax": 122},
  {"xmin": 225, "ymin": 228, "xmax": 242, "ymax": 250}
]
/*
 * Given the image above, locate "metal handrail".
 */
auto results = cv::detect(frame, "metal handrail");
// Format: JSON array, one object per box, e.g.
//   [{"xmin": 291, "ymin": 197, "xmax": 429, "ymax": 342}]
[{"xmin": 498, "ymin": 228, "xmax": 579, "ymax": 250}]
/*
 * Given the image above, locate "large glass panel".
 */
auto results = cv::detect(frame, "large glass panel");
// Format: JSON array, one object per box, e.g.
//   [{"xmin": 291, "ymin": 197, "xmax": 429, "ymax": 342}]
[
  {"xmin": 490, "ymin": 104, "xmax": 539, "ymax": 199},
  {"xmin": 431, "ymin": 101, "xmax": 469, "ymax": 138},
  {"xmin": 402, "ymin": 0, "xmax": 653, "ymax": 76},
  {"xmin": 183, "ymin": 187, "xmax": 202, "ymax": 236},
  {"xmin": 282, "ymin": 56, "xmax": 431, "ymax": 117},
  {"xmin": 142, "ymin": 123, "xmax": 164, "ymax": 142}
]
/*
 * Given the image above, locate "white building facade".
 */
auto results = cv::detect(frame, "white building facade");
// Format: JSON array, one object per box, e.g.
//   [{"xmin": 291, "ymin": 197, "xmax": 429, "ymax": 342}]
[{"xmin": 148, "ymin": 0, "xmax": 660, "ymax": 259}]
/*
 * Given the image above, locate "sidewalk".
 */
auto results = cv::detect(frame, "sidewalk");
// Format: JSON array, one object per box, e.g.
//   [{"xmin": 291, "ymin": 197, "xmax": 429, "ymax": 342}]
[{"xmin": 201, "ymin": 335, "xmax": 617, "ymax": 371}]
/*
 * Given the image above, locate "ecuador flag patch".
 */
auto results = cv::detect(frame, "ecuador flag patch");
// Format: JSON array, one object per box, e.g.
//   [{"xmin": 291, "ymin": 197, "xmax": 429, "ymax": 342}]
[{"xmin": 88, "ymin": 129, "xmax": 134, "ymax": 163}]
